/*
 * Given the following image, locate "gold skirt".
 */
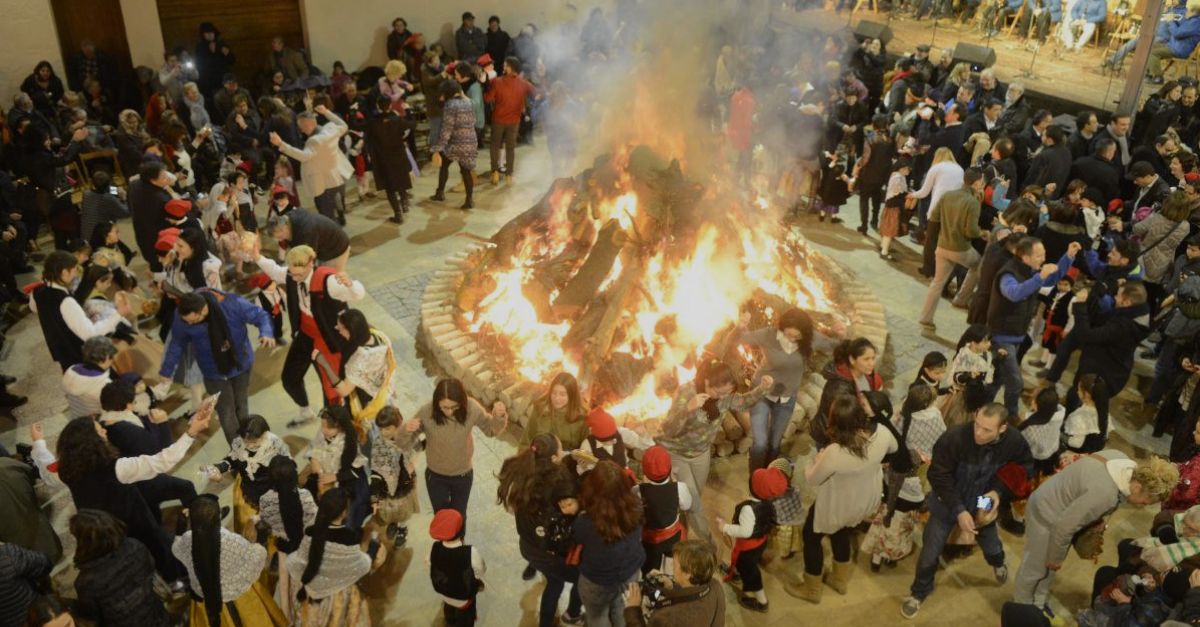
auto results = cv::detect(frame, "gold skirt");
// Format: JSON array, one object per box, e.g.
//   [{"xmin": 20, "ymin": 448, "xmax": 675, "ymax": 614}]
[
  {"xmin": 232, "ymin": 476, "xmax": 258, "ymax": 539},
  {"xmin": 295, "ymin": 584, "xmax": 371, "ymax": 627},
  {"xmin": 187, "ymin": 580, "xmax": 288, "ymax": 627}
]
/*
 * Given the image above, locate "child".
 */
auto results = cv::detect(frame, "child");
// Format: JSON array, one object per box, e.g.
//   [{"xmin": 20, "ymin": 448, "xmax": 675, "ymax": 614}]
[
  {"xmin": 428, "ymin": 508, "xmax": 485, "ymax": 626},
  {"xmin": 767, "ymin": 457, "xmax": 805, "ymax": 560},
  {"xmin": 257, "ymin": 456, "xmax": 318, "ymax": 617},
  {"xmin": 246, "ymin": 272, "xmax": 286, "ymax": 343},
  {"xmin": 816, "ymin": 161, "xmax": 853, "ymax": 224},
  {"xmin": 1062, "ymin": 373, "xmax": 1110, "ymax": 454},
  {"xmin": 862, "ymin": 383, "xmax": 945, "ymax": 570},
  {"xmin": 637, "ymin": 445, "xmax": 692, "ymax": 575},
  {"xmin": 306, "ymin": 406, "xmax": 370, "ymax": 530},
  {"xmin": 879, "ymin": 157, "xmax": 912, "ymax": 260},
  {"xmin": 576, "ymin": 407, "xmax": 651, "ymax": 473},
  {"xmin": 1019, "ymin": 387, "xmax": 1065, "ymax": 476},
  {"xmin": 1039, "ymin": 276, "xmax": 1075, "ymax": 360},
  {"xmin": 370, "ymin": 407, "xmax": 419, "ymax": 547},
  {"xmin": 912, "ymin": 350, "xmax": 948, "ymax": 396},
  {"xmin": 940, "ymin": 324, "xmax": 996, "ymax": 427},
  {"xmin": 717, "ymin": 467, "xmax": 787, "ymax": 613},
  {"xmin": 208, "ymin": 415, "xmax": 292, "ymax": 535},
  {"xmin": 271, "ymin": 160, "xmax": 299, "ymax": 209},
  {"xmin": 1062, "ymin": 179, "xmax": 1087, "ymax": 210},
  {"xmin": 267, "ymin": 186, "xmax": 297, "ymax": 222}
]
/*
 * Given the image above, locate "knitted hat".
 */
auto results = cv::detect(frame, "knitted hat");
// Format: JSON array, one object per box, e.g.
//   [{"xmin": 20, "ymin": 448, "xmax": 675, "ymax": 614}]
[
  {"xmin": 750, "ymin": 467, "xmax": 788, "ymax": 500},
  {"xmin": 155, "ymin": 227, "xmax": 181, "ymax": 252},
  {"xmin": 768, "ymin": 457, "xmax": 794, "ymax": 479},
  {"xmin": 586, "ymin": 407, "xmax": 617, "ymax": 440},
  {"xmin": 642, "ymin": 445, "xmax": 671, "ymax": 482},
  {"xmin": 164, "ymin": 198, "xmax": 192, "ymax": 219},
  {"xmin": 429, "ymin": 508, "xmax": 464, "ymax": 541}
]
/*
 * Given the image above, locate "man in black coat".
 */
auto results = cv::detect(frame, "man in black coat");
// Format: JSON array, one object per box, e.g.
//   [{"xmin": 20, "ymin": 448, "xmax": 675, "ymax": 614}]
[
  {"xmin": 1070, "ymin": 138, "xmax": 1123, "ymax": 204},
  {"xmin": 963, "ymin": 98, "xmax": 1004, "ymax": 142},
  {"xmin": 996, "ymin": 83, "xmax": 1030, "ymax": 138},
  {"xmin": 1013, "ymin": 109, "xmax": 1053, "ymax": 183},
  {"xmin": 1067, "ymin": 110, "xmax": 1100, "ymax": 160},
  {"xmin": 919, "ymin": 103, "xmax": 968, "ymax": 166},
  {"xmin": 1026, "ymin": 125, "xmax": 1073, "ymax": 199},
  {"xmin": 1130, "ymin": 133, "xmax": 1179, "ymax": 182},
  {"xmin": 1126, "ymin": 161, "xmax": 1172, "ymax": 219},
  {"xmin": 1090, "ymin": 113, "xmax": 1133, "ymax": 171},
  {"xmin": 265, "ymin": 209, "xmax": 351, "ymax": 271},
  {"xmin": 128, "ymin": 161, "xmax": 174, "ymax": 272},
  {"xmin": 366, "ymin": 96, "xmax": 417, "ymax": 223}
]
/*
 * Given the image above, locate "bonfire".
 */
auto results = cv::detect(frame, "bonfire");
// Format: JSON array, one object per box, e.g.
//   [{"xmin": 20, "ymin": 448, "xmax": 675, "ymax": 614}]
[{"xmin": 447, "ymin": 145, "xmax": 851, "ymax": 441}]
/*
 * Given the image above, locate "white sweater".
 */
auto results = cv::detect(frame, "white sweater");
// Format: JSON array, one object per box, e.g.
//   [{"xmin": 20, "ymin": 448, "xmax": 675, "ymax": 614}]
[{"xmin": 910, "ymin": 161, "xmax": 965, "ymax": 219}]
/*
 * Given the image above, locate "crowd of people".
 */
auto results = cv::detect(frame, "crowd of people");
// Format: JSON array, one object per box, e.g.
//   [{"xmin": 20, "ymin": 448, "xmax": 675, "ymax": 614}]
[{"xmin": 9, "ymin": 1, "xmax": 1200, "ymax": 627}]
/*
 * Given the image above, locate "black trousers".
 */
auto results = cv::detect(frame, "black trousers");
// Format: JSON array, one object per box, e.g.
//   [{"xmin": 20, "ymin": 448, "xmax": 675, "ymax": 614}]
[
  {"xmin": 137, "ymin": 474, "xmax": 198, "ymax": 515},
  {"xmin": 282, "ymin": 333, "xmax": 315, "ymax": 408},
  {"xmin": 802, "ymin": 507, "xmax": 853, "ymax": 576},
  {"xmin": 641, "ymin": 531, "xmax": 683, "ymax": 576},
  {"xmin": 736, "ymin": 544, "xmax": 767, "ymax": 592},
  {"xmin": 922, "ymin": 221, "xmax": 941, "ymax": 277},
  {"xmin": 859, "ymin": 183, "xmax": 885, "ymax": 229},
  {"xmin": 442, "ymin": 600, "xmax": 477, "ymax": 626},
  {"xmin": 437, "ymin": 159, "xmax": 474, "ymax": 200}
]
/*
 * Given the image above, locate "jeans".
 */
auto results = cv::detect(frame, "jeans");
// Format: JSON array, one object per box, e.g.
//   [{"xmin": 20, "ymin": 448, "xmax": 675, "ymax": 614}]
[
  {"xmin": 204, "ymin": 369, "xmax": 252, "ymax": 444},
  {"xmin": 667, "ymin": 448, "xmax": 712, "ymax": 541},
  {"xmin": 910, "ymin": 493, "xmax": 1005, "ymax": 600},
  {"xmin": 578, "ymin": 573, "xmax": 631, "ymax": 627},
  {"xmin": 490, "ymin": 122, "xmax": 520, "ymax": 175},
  {"xmin": 313, "ymin": 184, "xmax": 346, "ymax": 222},
  {"xmin": 994, "ymin": 341, "xmax": 1026, "ymax": 418},
  {"xmin": 920, "ymin": 247, "xmax": 981, "ymax": 325},
  {"xmin": 523, "ymin": 541, "xmax": 584, "ymax": 627},
  {"xmin": 426, "ymin": 468, "xmax": 474, "ymax": 529},
  {"xmin": 748, "ymin": 397, "xmax": 797, "ymax": 473},
  {"xmin": 1110, "ymin": 37, "xmax": 1138, "ymax": 65}
]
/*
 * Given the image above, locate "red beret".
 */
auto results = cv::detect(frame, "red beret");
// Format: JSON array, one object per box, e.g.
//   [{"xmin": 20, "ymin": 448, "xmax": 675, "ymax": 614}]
[
  {"xmin": 446, "ymin": 61, "xmax": 459, "ymax": 74},
  {"xmin": 155, "ymin": 227, "xmax": 181, "ymax": 252},
  {"xmin": 404, "ymin": 33, "xmax": 423, "ymax": 47},
  {"xmin": 1107, "ymin": 199, "xmax": 1124, "ymax": 215},
  {"xmin": 587, "ymin": 407, "xmax": 617, "ymax": 440},
  {"xmin": 750, "ymin": 467, "xmax": 788, "ymax": 500},
  {"xmin": 246, "ymin": 272, "xmax": 273, "ymax": 290},
  {"xmin": 271, "ymin": 185, "xmax": 290, "ymax": 197},
  {"xmin": 1187, "ymin": 172, "xmax": 1200, "ymax": 185},
  {"xmin": 642, "ymin": 445, "xmax": 671, "ymax": 482},
  {"xmin": 164, "ymin": 198, "xmax": 192, "ymax": 219},
  {"xmin": 429, "ymin": 508, "xmax": 464, "ymax": 541},
  {"xmin": 477, "ymin": 53, "xmax": 493, "ymax": 66}
]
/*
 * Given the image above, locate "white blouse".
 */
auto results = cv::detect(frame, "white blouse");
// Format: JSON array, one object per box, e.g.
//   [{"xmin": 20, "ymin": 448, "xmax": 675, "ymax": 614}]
[
  {"xmin": 173, "ymin": 528, "xmax": 267, "ymax": 601},
  {"xmin": 258, "ymin": 488, "xmax": 318, "ymax": 545}
]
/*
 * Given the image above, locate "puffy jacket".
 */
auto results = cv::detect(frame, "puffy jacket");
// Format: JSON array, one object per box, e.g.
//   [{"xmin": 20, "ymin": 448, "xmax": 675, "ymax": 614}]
[
  {"xmin": 159, "ymin": 289, "xmax": 273, "ymax": 381},
  {"xmin": 1070, "ymin": 0, "xmax": 1107, "ymax": 24},
  {"xmin": 1157, "ymin": 4, "xmax": 1189, "ymax": 42},
  {"xmin": 1167, "ymin": 13, "xmax": 1200, "ymax": 58}
]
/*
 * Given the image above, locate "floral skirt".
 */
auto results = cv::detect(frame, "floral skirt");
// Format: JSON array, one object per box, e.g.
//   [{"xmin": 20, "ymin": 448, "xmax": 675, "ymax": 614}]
[
  {"xmin": 188, "ymin": 580, "xmax": 288, "ymax": 627},
  {"xmin": 295, "ymin": 584, "xmax": 372, "ymax": 627},
  {"xmin": 860, "ymin": 505, "xmax": 919, "ymax": 562}
]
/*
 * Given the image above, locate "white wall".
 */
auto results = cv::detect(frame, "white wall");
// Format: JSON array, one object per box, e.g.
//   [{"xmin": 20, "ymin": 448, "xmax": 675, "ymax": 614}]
[
  {"xmin": 0, "ymin": 0, "xmax": 64, "ymax": 102},
  {"xmin": 120, "ymin": 0, "xmax": 165, "ymax": 69}
]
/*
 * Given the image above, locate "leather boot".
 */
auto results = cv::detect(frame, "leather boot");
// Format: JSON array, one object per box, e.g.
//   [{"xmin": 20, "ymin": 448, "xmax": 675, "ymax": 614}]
[
  {"xmin": 784, "ymin": 572, "xmax": 823, "ymax": 604},
  {"xmin": 825, "ymin": 560, "xmax": 853, "ymax": 595}
]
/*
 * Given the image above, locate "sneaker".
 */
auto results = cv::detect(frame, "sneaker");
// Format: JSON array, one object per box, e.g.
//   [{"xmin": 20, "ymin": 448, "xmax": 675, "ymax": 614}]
[
  {"xmin": 993, "ymin": 564, "xmax": 1009, "ymax": 584},
  {"xmin": 287, "ymin": 406, "xmax": 317, "ymax": 429},
  {"xmin": 901, "ymin": 596, "xmax": 923, "ymax": 619},
  {"xmin": 737, "ymin": 596, "xmax": 769, "ymax": 613},
  {"xmin": 522, "ymin": 564, "xmax": 537, "ymax": 581},
  {"xmin": 560, "ymin": 612, "xmax": 586, "ymax": 626}
]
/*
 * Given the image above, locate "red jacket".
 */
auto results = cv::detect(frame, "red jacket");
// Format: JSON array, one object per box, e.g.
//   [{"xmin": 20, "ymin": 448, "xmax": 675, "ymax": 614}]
[
  {"xmin": 484, "ymin": 75, "xmax": 535, "ymax": 125},
  {"xmin": 1165, "ymin": 452, "xmax": 1200, "ymax": 511}
]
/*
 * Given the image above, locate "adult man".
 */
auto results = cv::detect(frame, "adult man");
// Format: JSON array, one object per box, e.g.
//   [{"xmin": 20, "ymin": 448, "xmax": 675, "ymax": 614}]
[
  {"xmin": 1071, "ymin": 138, "xmax": 1123, "ymax": 204},
  {"xmin": 269, "ymin": 105, "xmax": 354, "ymax": 224},
  {"xmin": 919, "ymin": 168, "xmax": 985, "ymax": 330},
  {"xmin": 1148, "ymin": 0, "xmax": 1200, "ymax": 84},
  {"xmin": 1014, "ymin": 454, "xmax": 1178, "ymax": 608},
  {"xmin": 1014, "ymin": 109, "xmax": 1053, "ymax": 181},
  {"xmin": 1026, "ymin": 125, "xmax": 1072, "ymax": 199},
  {"xmin": 623, "ymin": 540, "xmax": 726, "ymax": 626},
  {"xmin": 1068, "ymin": 110, "xmax": 1100, "ymax": 160},
  {"xmin": 80, "ymin": 171, "xmax": 129, "ymax": 247},
  {"xmin": 988, "ymin": 238, "xmax": 1075, "ymax": 417},
  {"xmin": 485, "ymin": 16, "xmax": 513, "ymax": 64},
  {"xmin": 1092, "ymin": 113, "xmax": 1133, "ymax": 170},
  {"xmin": 920, "ymin": 102, "xmax": 968, "ymax": 167},
  {"xmin": 901, "ymin": 404, "xmax": 1035, "ymax": 619},
  {"xmin": 963, "ymin": 98, "xmax": 1003, "ymax": 141},
  {"xmin": 128, "ymin": 161, "xmax": 175, "ymax": 272},
  {"xmin": 160, "ymin": 290, "xmax": 274, "ymax": 443},
  {"xmin": 976, "ymin": 69, "xmax": 1006, "ymax": 103},
  {"xmin": 1127, "ymin": 161, "xmax": 1172, "ymax": 220},
  {"xmin": 265, "ymin": 209, "xmax": 350, "ymax": 271},
  {"xmin": 910, "ymin": 44, "xmax": 935, "ymax": 83},
  {"xmin": 158, "ymin": 49, "xmax": 197, "ymax": 107},
  {"xmin": 996, "ymin": 82, "xmax": 1030, "ymax": 138},
  {"xmin": 66, "ymin": 39, "xmax": 116, "ymax": 94},
  {"xmin": 193, "ymin": 22, "xmax": 234, "ymax": 98},
  {"xmin": 484, "ymin": 57, "xmax": 536, "ymax": 185},
  {"xmin": 456, "ymin": 12, "xmax": 488, "ymax": 61},
  {"xmin": 1061, "ymin": 0, "xmax": 1108, "ymax": 52},
  {"xmin": 264, "ymin": 36, "xmax": 308, "ymax": 81},
  {"xmin": 1131, "ymin": 134, "xmax": 1178, "ymax": 181},
  {"xmin": 386, "ymin": 17, "xmax": 413, "ymax": 61},
  {"xmin": 213, "ymin": 74, "xmax": 252, "ymax": 125},
  {"xmin": 254, "ymin": 245, "xmax": 364, "ymax": 423}
]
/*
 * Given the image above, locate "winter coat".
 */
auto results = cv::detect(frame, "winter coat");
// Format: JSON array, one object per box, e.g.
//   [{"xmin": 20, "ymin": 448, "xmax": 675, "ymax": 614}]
[
  {"xmin": 1166, "ymin": 13, "xmax": 1200, "ymax": 59},
  {"xmin": 1071, "ymin": 155, "xmax": 1123, "ymax": 205},
  {"xmin": 432, "ymin": 96, "xmax": 478, "ymax": 170},
  {"xmin": 1133, "ymin": 213, "xmax": 1189, "ymax": 283},
  {"xmin": 1027, "ymin": 144, "xmax": 1073, "ymax": 200},
  {"xmin": 74, "ymin": 538, "xmax": 170, "ymax": 626},
  {"xmin": 1070, "ymin": 301, "xmax": 1152, "ymax": 394},
  {"xmin": 927, "ymin": 423, "xmax": 1034, "ymax": 516},
  {"xmin": 365, "ymin": 112, "xmax": 416, "ymax": 192},
  {"xmin": 159, "ymin": 289, "xmax": 274, "ymax": 381},
  {"xmin": 0, "ymin": 458, "xmax": 61, "ymax": 562}
]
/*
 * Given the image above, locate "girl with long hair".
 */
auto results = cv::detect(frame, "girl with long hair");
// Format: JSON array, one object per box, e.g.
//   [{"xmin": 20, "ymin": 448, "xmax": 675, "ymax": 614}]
[
  {"xmin": 522, "ymin": 371, "xmax": 588, "ymax": 450},
  {"xmin": 172, "ymin": 495, "xmax": 286, "ymax": 626},
  {"xmin": 401, "ymin": 377, "xmax": 508, "ymax": 529},
  {"xmin": 1062, "ymin": 374, "xmax": 1111, "ymax": 453},
  {"xmin": 497, "ymin": 432, "xmax": 584, "ymax": 627},
  {"xmin": 787, "ymin": 395, "xmax": 897, "ymax": 604},
  {"xmin": 574, "ymin": 460, "xmax": 644, "ymax": 627},
  {"xmin": 307, "ymin": 406, "xmax": 370, "ymax": 530},
  {"xmin": 70, "ymin": 509, "xmax": 169, "ymax": 626},
  {"xmin": 31, "ymin": 250, "xmax": 129, "ymax": 371},
  {"xmin": 939, "ymin": 324, "xmax": 998, "ymax": 427},
  {"xmin": 287, "ymin": 488, "xmax": 381, "ymax": 626},
  {"xmin": 370, "ymin": 407, "xmax": 420, "ymax": 547},
  {"xmin": 206, "ymin": 415, "xmax": 292, "ymax": 535},
  {"xmin": 258, "ymin": 456, "xmax": 318, "ymax": 617},
  {"xmin": 313, "ymin": 309, "xmax": 401, "ymax": 429},
  {"xmin": 1019, "ymin": 386, "xmax": 1066, "ymax": 475}
]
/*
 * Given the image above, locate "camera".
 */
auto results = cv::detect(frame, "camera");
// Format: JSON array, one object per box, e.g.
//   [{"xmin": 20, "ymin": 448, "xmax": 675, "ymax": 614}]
[
  {"xmin": 976, "ymin": 495, "xmax": 993, "ymax": 510},
  {"xmin": 185, "ymin": 61, "xmax": 194, "ymax": 69},
  {"xmin": 639, "ymin": 573, "xmax": 674, "ymax": 609}
]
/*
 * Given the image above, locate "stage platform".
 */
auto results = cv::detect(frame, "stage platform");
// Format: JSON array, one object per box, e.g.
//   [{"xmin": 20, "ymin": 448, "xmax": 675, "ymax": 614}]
[{"xmin": 771, "ymin": 5, "xmax": 1146, "ymax": 113}]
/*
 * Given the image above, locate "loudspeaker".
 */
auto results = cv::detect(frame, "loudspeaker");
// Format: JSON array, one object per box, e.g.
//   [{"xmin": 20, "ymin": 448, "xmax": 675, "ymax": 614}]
[
  {"xmin": 853, "ymin": 21, "xmax": 893, "ymax": 46},
  {"xmin": 952, "ymin": 42, "xmax": 997, "ymax": 70}
]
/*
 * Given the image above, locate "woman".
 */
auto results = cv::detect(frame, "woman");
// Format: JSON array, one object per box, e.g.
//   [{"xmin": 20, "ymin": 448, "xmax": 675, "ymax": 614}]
[
  {"xmin": 181, "ymin": 82, "xmax": 212, "ymax": 133},
  {"xmin": 522, "ymin": 371, "xmax": 588, "ymax": 451},
  {"xmin": 574, "ymin": 460, "xmax": 644, "ymax": 627},
  {"xmin": 113, "ymin": 109, "xmax": 151, "ymax": 177},
  {"xmin": 208, "ymin": 415, "xmax": 292, "ymax": 534},
  {"xmin": 497, "ymin": 433, "xmax": 585, "ymax": 627},
  {"xmin": 31, "ymin": 250, "xmax": 129, "ymax": 371},
  {"xmin": 53, "ymin": 408, "xmax": 212, "ymax": 581},
  {"xmin": 851, "ymin": 38, "xmax": 886, "ymax": 110},
  {"xmin": 402, "ymin": 378, "xmax": 507, "ymax": 527},
  {"xmin": 1134, "ymin": 81, "xmax": 1183, "ymax": 148},
  {"xmin": 70, "ymin": 509, "xmax": 170, "ymax": 626},
  {"xmin": 89, "ymin": 221, "xmax": 136, "ymax": 272},
  {"xmin": 910, "ymin": 147, "xmax": 965, "ymax": 262},
  {"xmin": 174, "ymin": 495, "xmax": 286, "ymax": 626},
  {"xmin": 71, "ymin": 265, "xmax": 157, "ymax": 376},
  {"xmin": 727, "ymin": 308, "xmax": 837, "ymax": 473},
  {"xmin": 1034, "ymin": 201, "xmax": 1089, "ymax": 263},
  {"xmin": 812, "ymin": 338, "xmax": 884, "ymax": 449},
  {"xmin": 430, "ymin": 80, "xmax": 478, "ymax": 209},
  {"xmin": 1134, "ymin": 190, "xmax": 1192, "ymax": 314},
  {"xmin": 656, "ymin": 360, "xmax": 771, "ymax": 540},
  {"xmin": 307, "ymin": 406, "xmax": 370, "ymax": 530},
  {"xmin": 20, "ymin": 61, "xmax": 65, "ymax": 118},
  {"xmin": 259, "ymin": 456, "xmax": 318, "ymax": 617},
  {"xmin": 366, "ymin": 95, "xmax": 417, "ymax": 223},
  {"xmin": 287, "ymin": 488, "xmax": 382, "ymax": 627},
  {"xmin": 787, "ymin": 395, "xmax": 897, "ymax": 603},
  {"xmin": 313, "ymin": 309, "xmax": 403, "ymax": 429}
]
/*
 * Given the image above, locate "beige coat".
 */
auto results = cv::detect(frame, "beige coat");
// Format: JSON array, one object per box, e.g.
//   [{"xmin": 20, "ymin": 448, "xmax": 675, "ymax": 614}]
[
  {"xmin": 277, "ymin": 111, "xmax": 354, "ymax": 198},
  {"xmin": 806, "ymin": 424, "xmax": 897, "ymax": 534}
]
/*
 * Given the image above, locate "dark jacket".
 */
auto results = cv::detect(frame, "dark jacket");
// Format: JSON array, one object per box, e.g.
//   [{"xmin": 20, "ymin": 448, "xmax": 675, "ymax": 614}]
[
  {"xmin": 1034, "ymin": 221, "xmax": 1088, "ymax": 264},
  {"xmin": 920, "ymin": 122, "xmax": 968, "ymax": 167},
  {"xmin": 1070, "ymin": 301, "xmax": 1151, "ymax": 393},
  {"xmin": 996, "ymin": 96, "xmax": 1030, "ymax": 138},
  {"xmin": 0, "ymin": 543, "xmax": 50, "ymax": 627},
  {"xmin": 287, "ymin": 208, "xmax": 350, "ymax": 262},
  {"xmin": 573, "ymin": 512, "xmax": 645, "ymax": 587},
  {"xmin": 0, "ymin": 458, "xmax": 62, "ymax": 563},
  {"xmin": 1070, "ymin": 154, "xmax": 1122, "ymax": 205},
  {"xmin": 456, "ymin": 26, "xmax": 488, "ymax": 61},
  {"xmin": 103, "ymin": 415, "xmax": 173, "ymax": 457},
  {"xmin": 1091, "ymin": 126, "xmax": 1131, "ymax": 170},
  {"xmin": 1130, "ymin": 145, "xmax": 1173, "ymax": 182},
  {"xmin": 387, "ymin": 29, "xmax": 414, "ymax": 61},
  {"xmin": 1067, "ymin": 130, "xmax": 1095, "ymax": 161},
  {"xmin": 1030, "ymin": 143, "xmax": 1077, "ymax": 200},
  {"xmin": 127, "ymin": 178, "xmax": 172, "ymax": 271},
  {"xmin": 969, "ymin": 243, "xmax": 1016, "ymax": 325},
  {"xmin": 160, "ymin": 289, "xmax": 273, "ymax": 381},
  {"xmin": 74, "ymin": 537, "xmax": 171, "ymax": 627},
  {"xmin": 485, "ymin": 29, "xmax": 513, "ymax": 64},
  {"xmin": 927, "ymin": 423, "xmax": 1034, "ymax": 516},
  {"xmin": 365, "ymin": 113, "xmax": 416, "ymax": 192}
]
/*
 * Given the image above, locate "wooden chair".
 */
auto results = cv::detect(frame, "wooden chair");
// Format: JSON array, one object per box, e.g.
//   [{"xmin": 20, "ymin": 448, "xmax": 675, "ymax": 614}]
[
  {"xmin": 1005, "ymin": 1, "xmax": 1027, "ymax": 36},
  {"xmin": 78, "ymin": 150, "xmax": 125, "ymax": 188},
  {"xmin": 853, "ymin": 0, "xmax": 879, "ymax": 13}
]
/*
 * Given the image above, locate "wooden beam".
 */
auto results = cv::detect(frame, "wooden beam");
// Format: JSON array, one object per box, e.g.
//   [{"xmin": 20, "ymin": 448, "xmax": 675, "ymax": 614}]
[{"xmin": 1118, "ymin": 0, "xmax": 1167, "ymax": 114}]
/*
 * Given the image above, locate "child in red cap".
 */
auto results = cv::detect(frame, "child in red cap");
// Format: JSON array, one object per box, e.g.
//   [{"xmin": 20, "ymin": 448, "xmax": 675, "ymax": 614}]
[
  {"xmin": 636, "ymin": 444, "xmax": 692, "ymax": 576},
  {"xmin": 576, "ymin": 407, "xmax": 651, "ymax": 474},
  {"xmin": 428, "ymin": 508, "xmax": 485, "ymax": 625},
  {"xmin": 246, "ymin": 271, "xmax": 287, "ymax": 343},
  {"xmin": 716, "ymin": 467, "xmax": 788, "ymax": 613}
]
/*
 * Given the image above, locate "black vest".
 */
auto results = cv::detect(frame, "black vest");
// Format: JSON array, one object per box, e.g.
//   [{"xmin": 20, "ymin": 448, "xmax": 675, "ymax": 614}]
[
  {"xmin": 588, "ymin": 435, "xmax": 627, "ymax": 468},
  {"xmin": 640, "ymin": 481, "xmax": 681, "ymax": 530},
  {"xmin": 859, "ymin": 137, "xmax": 896, "ymax": 187},
  {"xmin": 430, "ymin": 543, "xmax": 477, "ymax": 601},
  {"xmin": 285, "ymin": 268, "xmax": 346, "ymax": 350},
  {"xmin": 33, "ymin": 285, "xmax": 84, "ymax": 368},
  {"xmin": 732, "ymin": 500, "xmax": 774, "ymax": 539},
  {"xmin": 987, "ymin": 259, "xmax": 1040, "ymax": 337}
]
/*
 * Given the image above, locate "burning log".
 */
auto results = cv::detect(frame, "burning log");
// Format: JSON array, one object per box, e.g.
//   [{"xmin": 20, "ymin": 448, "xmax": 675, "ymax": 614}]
[
  {"xmin": 491, "ymin": 179, "xmax": 577, "ymax": 264},
  {"xmin": 579, "ymin": 249, "xmax": 645, "ymax": 388},
  {"xmin": 553, "ymin": 219, "xmax": 626, "ymax": 318}
]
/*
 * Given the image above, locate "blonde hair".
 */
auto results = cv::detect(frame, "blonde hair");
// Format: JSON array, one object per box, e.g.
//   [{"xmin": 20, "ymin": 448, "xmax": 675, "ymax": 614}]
[
  {"xmin": 183, "ymin": 82, "xmax": 199, "ymax": 97},
  {"xmin": 285, "ymin": 245, "xmax": 317, "ymax": 267},
  {"xmin": 932, "ymin": 147, "xmax": 957, "ymax": 165},
  {"xmin": 1132, "ymin": 457, "xmax": 1181, "ymax": 501},
  {"xmin": 384, "ymin": 60, "xmax": 405, "ymax": 81}
]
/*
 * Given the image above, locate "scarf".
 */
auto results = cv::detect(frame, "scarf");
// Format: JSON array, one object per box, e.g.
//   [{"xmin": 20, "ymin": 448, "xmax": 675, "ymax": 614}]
[{"xmin": 201, "ymin": 291, "xmax": 239, "ymax": 375}]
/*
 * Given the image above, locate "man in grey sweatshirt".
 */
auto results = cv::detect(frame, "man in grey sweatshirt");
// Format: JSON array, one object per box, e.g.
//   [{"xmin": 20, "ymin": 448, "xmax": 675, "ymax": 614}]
[{"xmin": 1013, "ymin": 451, "xmax": 1179, "ymax": 608}]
